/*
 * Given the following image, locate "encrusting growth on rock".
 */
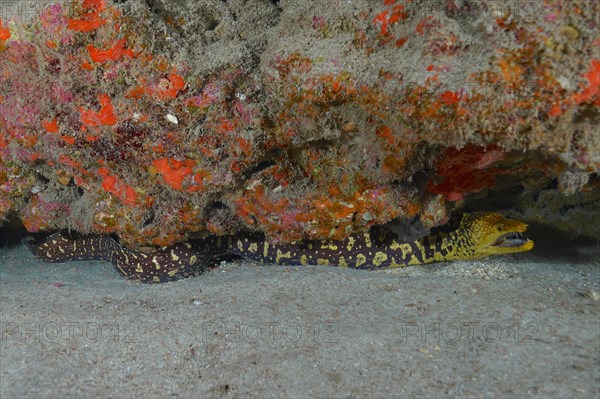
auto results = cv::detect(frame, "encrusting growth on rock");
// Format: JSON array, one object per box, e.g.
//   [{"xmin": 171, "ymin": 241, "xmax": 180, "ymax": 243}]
[{"xmin": 0, "ymin": 0, "xmax": 598, "ymax": 249}]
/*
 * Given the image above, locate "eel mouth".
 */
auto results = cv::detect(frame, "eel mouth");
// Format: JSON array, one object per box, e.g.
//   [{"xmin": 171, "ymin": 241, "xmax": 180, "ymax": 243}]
[{"xmin": 492, "ymin": 232, "xmax": 531, "ymax": 248}]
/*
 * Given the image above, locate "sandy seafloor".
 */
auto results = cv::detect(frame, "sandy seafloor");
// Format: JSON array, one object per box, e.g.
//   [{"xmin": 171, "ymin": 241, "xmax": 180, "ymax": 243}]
[{"xmin": 0, "ymin": 226, "xmax": 598, "ymax": 398}]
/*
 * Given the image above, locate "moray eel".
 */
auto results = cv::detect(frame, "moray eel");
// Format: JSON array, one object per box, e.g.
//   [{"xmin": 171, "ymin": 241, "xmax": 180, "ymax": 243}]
[
  {"xmin": 27, "ymin": 212, "xmax": 533, "ymax": 283},
  {"xmin": 27, "ymin": 234, "xmax": 206, "ymax": 283}
]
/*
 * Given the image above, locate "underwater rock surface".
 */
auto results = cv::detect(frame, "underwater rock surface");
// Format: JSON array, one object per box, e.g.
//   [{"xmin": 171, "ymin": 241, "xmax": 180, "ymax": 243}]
[{"xmin": 0, "ymin": 0, "xmax": 598, "ymax": 246}]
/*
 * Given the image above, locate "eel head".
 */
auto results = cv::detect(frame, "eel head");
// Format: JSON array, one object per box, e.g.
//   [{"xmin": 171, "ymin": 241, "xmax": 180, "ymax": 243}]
[{"xmin": 460, "ymin": 212, "xmax": 534, "ymax": 259}]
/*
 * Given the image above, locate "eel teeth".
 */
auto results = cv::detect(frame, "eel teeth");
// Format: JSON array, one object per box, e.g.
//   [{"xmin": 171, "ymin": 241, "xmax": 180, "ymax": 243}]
[{"xmin": 493, "ymin": 232, "xmax": 528, "ymax": 247}]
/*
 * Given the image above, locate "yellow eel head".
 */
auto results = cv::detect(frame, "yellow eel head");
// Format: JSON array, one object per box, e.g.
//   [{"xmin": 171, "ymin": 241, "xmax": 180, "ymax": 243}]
[{"xmin": 458, "ymin": 212, "xmax": 534, "ymax": 259}]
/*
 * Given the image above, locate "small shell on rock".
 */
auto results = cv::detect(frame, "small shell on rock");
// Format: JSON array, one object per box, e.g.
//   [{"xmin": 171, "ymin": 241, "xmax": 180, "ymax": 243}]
[{"xmin": 165, "ymin": 114, "xmax": 178, "ymax": 124}]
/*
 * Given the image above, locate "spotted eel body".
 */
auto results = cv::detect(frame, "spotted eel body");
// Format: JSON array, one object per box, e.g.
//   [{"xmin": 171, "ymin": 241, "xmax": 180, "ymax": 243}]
[
  {"xmin": 27, "ymin": 212, "xmax": 534, "ymax": 283},
  {"xmin": 27, "ymin": 234, "xmax": 207, "ymax": 283}
]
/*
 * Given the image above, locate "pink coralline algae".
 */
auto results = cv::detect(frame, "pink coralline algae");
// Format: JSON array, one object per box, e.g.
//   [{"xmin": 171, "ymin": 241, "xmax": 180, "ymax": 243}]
[{"xmin": 428, "ymin": 145, "xmax": 507, "ymax": 202}]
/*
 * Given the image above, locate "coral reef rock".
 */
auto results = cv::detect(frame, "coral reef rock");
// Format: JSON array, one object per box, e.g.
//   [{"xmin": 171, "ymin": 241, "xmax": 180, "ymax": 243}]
[{"xmin": 1, "ymin": 0, "xmax": 598, "ymax": 246}]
